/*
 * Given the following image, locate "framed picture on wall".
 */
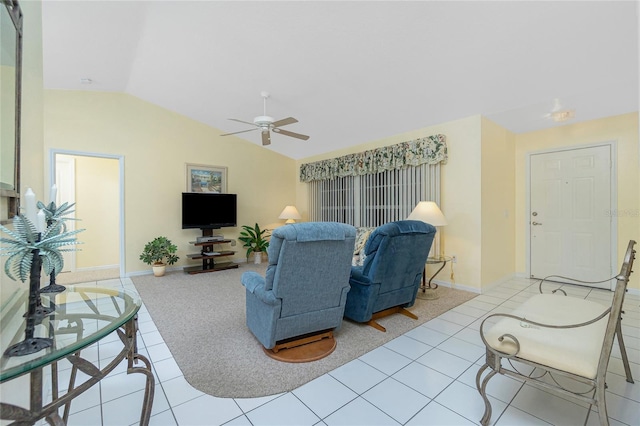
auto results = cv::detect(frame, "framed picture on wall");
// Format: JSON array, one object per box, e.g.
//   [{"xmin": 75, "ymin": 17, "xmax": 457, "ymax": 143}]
[{"xmin": 186, "ymin": 164, "xmax": 227, "ymax": 193}]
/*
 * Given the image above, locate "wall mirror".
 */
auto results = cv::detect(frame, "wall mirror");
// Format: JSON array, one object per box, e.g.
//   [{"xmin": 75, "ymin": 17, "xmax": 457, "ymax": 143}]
[{"xmin": 0, "ymin": 0, "xmax": 22, "ymax": 223}]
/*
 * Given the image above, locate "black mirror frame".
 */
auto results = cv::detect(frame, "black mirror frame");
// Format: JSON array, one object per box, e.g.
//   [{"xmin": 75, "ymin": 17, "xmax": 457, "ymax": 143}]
[{"xmin": 1, "ymin": 0, "xmax": 23, "ymax": 223}]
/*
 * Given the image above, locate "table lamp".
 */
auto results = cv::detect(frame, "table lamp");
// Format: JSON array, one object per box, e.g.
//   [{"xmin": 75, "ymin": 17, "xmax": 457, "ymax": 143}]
[
  {"xmin": 279, "ymin": 205, "xmax": 301, "ymax": 224},
  {"xmin": 407, "ymin": 201, "xmax": 448, "ymax": 299}
]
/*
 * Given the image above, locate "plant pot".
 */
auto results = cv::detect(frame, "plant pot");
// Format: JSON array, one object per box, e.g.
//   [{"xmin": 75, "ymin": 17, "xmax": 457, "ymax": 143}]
[
  {"xmin": 152, "ymin": 264, "xmax": 166, "ymax": 277},
  {"xmin": 253, "ymin": 251, "xmax": 262, "ymax": 264}
]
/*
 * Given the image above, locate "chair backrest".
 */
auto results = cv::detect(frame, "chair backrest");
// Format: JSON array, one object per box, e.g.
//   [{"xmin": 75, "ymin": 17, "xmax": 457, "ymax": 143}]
[
  {"xmin": 596, "ymin": 239, "xmax": 636, "ymax": 373},
  {"xmin": 265, "ymin": 222, "xmax": 356, "ymax": 317},
  {"xmin": 361, "ymin": 220, "xmax": 436, "ymax": 292}
]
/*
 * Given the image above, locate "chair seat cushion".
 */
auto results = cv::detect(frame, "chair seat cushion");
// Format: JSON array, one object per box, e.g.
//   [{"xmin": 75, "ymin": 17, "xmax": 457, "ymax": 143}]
[{"xmin": 484, "ymin": 294, "xmax": 609, "ymax": 379}]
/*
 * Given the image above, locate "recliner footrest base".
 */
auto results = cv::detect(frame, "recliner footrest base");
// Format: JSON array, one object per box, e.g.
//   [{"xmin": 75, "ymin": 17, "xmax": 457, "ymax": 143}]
[{"xmin": 263, "ymin": 330, "xmax": 336, "ymax": 363}]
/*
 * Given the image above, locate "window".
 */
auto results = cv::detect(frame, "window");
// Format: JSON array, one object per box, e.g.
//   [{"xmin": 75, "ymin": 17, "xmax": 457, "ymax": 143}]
[{"xmin": 308, "ymin": 163, "xmax": 441, "ymax": 228}]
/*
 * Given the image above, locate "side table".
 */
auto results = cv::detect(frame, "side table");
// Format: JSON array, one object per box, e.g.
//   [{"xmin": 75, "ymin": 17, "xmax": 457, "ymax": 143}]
[{"xmin": 416, "ymin": 255, "xmax": 453, "ymax": 300}]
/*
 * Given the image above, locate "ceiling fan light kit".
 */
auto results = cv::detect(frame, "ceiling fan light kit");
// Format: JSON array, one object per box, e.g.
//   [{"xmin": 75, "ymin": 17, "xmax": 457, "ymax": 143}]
[
  {"xmin": 550, "ymin": 109, "xmax": 576, "ymax": 122},
  {"xmin": 220, "ymin": 92, "xmax": 309, "ymax": 146},
  {"xmin": 546, "ymin": 98, "xmax": 576, "ymax": 123}
]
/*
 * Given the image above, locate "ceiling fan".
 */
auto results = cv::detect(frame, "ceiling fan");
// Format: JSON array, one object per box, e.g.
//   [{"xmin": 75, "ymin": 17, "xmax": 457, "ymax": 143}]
[
  {"xmin": 220, "ymin": 92, "xmax": 310, "ymax": 146},
  {"xmin": 544, "ymin": 98, "xmax": 576, "ymax": 123}
]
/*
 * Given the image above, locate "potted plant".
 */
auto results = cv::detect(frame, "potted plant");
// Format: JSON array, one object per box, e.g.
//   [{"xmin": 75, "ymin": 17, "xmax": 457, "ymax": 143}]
[
  {"xmin": 238, "ymin": 223, "xmax": 270, "ymax": 264},
  {"xmin": 139, "ymin": 236, "xmax": 179, "ymax": 277}
]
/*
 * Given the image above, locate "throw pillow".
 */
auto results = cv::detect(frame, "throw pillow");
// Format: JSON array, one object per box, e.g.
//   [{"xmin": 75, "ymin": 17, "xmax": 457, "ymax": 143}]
[{"xmin": 352, "ymin": 227, "xmax": 375, "ymax": 266}]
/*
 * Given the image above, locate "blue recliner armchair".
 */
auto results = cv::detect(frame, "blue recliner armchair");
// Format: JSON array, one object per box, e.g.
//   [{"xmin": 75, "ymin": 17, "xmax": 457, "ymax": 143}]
[
  {"xmin": 241, "ymin": 222, "xmax": 356, "ymax": 358},
  {"xmin": 344, "ymin": 220, "xmax": 436, "ymax": 332}
]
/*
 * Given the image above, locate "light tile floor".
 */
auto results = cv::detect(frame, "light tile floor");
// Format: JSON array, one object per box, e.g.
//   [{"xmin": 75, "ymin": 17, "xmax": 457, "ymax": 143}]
[{"xmin": 2, "ymin": 276, "xmax": 639, "ymax": 426}]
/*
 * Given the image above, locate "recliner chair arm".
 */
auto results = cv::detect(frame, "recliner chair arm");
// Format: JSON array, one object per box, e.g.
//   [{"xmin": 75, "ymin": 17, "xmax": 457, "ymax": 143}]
[
  {"xmin": 241, "ymin": 272, "xmax": 264, "ymax": 292},
  {"xmin": 241, "ymin": 272, "xmax": 278, "ymax": 305},
  {"xmin": 349, "ymin": 267, "xmax": 371, "ymax": 286}
]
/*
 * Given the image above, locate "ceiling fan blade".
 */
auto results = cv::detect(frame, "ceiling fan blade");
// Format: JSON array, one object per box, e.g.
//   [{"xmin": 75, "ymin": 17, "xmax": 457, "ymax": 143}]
[
  {"xmin": 272, "ymin": 128, "xmax": 310, "ymax": 141},
  {"xmin": 220, "ymin": 128, "xmax": 258, "ymax": 136},
  {"xmin": 261, "ymin": 131, "xmax": 271, "ymax": 146},
  {"xmin": 271, "ymin": 117, "xmax": 298, "ymax": 128},
  {"xmin": 229, "ymin": 118, "xmax": 257, "ymax": 127}
]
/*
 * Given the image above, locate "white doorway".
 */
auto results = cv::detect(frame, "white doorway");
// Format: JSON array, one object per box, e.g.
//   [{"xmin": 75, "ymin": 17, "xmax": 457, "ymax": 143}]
[
  {"xmin": 50, "ymin": 150, "xmax": 125, "ymax": 278},
  {"xmin": 528, "ymin": 143, "xmax": 616, "ymax": 288}
]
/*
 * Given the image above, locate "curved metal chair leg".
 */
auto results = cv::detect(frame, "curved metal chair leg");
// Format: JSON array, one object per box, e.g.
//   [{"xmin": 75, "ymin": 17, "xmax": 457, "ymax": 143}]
[
  {"xmin": 616, "ymin": 321, "xmax": 634, "ymax": 384},
  {"xmin": 478, "ymin": 367, "xmax": 498, "ymax": 426},
  {"xmin": 475, "ymin": 363, "xmax": 489, "ymax": 392},
  {"xmin": 595, "ymin": 381, "xmax": 609, "ymax": 426}
]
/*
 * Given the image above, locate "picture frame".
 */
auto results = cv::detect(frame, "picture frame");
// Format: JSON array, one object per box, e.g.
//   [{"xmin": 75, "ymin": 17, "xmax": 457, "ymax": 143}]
[{"xmin": 186, "ymin": 163, "xmax": 227, "ymax": 193}]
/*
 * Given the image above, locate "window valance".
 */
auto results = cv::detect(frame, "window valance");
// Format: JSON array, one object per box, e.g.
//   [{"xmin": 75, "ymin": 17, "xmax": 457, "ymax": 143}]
[{"xmin": 299, "ymin": 134, "xmax": 447, "ymax": 183}]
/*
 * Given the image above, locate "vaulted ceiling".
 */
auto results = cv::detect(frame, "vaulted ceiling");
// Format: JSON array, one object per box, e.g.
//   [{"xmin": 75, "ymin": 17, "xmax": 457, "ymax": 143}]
[{"xmin": 42, "ymin": 1, "xmax": 638, "ymax": 160}]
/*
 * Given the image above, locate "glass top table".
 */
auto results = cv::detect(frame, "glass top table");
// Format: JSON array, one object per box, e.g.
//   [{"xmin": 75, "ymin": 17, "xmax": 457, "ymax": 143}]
[
  {"xmin": 416, "ymin": 255, "xmax": 453, "ymax": 300},
  {"xmin": 0, "ymin": 285, "xmax": 154, "ymax": 425}
]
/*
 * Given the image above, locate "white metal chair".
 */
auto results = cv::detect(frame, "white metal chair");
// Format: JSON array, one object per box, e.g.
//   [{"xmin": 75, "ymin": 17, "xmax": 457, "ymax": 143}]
[{"xmin": 476, "ymin": 240, "xmax": 636, "ymax": 426}]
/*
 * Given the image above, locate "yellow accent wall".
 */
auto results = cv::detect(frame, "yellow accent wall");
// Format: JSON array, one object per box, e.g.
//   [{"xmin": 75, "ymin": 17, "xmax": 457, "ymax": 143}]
[
  {"xmin": 481, "ymin": 117, "xmax": 516, "ymax": 285},
  {"xmin": 65, "ymin": 154, "xmax": 120, "ymax": 269},
  {"xmin": 43, "ymin": 91, "xmax": 297, "ymax": 274},
  {"xmin": 515, "ymin": 112, "xmax": 639, "ymax": 290}
]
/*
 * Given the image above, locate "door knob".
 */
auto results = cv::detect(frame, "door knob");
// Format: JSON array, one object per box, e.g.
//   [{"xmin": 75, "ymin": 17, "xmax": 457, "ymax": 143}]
[{"xmin": 532, "ymin": 222, "xmax": 542, "ymax": 226}]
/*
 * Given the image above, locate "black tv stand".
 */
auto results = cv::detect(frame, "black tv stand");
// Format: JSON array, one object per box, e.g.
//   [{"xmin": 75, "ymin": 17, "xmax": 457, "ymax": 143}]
[
  {"xmin": 184, "ymin": 228, "xmax": 238, "ymax": 274},
  {"xmin": 201, "ymin": 228, "xmax": 216, "ymax": 237}
]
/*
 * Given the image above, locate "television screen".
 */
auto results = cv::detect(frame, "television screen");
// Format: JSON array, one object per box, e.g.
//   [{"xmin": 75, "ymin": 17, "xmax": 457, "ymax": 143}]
[{"xmin": 181, "ymin": 193, "xmax": 237, "ymax": 229}]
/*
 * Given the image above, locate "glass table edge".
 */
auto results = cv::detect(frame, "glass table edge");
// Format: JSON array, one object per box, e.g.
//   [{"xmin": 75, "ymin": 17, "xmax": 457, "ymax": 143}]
[{"xmin": 0, "ymin": 287, "xmax": 141, "ymax": 383}]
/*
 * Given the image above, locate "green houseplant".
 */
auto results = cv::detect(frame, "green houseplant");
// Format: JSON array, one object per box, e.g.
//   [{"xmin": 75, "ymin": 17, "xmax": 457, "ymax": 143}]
[
  {"xmin": 139, "ymin": 236, "xmax": 179, "ymax": 277},
  {"xmin": 238, "ymin": 223, "xmax": 270, "ymax": 264}
]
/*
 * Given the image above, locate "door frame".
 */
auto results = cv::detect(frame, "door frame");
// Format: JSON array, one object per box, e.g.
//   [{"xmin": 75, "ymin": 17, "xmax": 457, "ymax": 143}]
[
  {"xmin": 54, "ymin": 154, "xmax": 77, "ymax": 272},
  {"xmin": 525, "ymin": 141, "xmax": 618, "ymax": 290},
  {"xmin": 49, "ymin": 149, "xmax": 125, "ymax": 278}
]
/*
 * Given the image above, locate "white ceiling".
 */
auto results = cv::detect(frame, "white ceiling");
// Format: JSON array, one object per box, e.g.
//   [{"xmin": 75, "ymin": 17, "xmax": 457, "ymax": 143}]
[{"xmin": 41, "ymin": 1, "xmax": 639, "ymax": 160}]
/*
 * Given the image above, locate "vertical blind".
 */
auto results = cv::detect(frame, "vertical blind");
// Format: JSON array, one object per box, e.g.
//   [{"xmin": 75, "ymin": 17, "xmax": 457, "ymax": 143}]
[
  {"xmin": 308, "ymin": 163, "xmax": 441, "ymax": 227},
  {"xmin": 302, "ymin": 134, "xmax": 447, "ymax": 255}
]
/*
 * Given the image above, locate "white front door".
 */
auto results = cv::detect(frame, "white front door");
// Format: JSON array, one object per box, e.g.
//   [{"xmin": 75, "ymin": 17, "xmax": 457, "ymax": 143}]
[{"xmin": 529, "ymin": 145, "xmax": 613, "ymax": 287}]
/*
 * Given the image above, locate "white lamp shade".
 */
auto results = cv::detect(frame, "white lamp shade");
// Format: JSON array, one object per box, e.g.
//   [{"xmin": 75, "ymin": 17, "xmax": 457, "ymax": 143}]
[
  {"xmin": 278, "ymin": 205, "xmax": 301, "ymax": 223},
  {"xmin": 407, "ymin": 201, "xmax": 447, "ymax": 226}
]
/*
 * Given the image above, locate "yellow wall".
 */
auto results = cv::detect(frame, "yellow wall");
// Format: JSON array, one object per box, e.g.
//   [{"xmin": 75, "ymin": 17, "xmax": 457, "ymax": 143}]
[
  {"xmin": 296, "ymin": 115, "xmax": 486, "ymax": 292},
  {"xmin": 1, "ymin": 0, "xmax": 44, "ymax": 302},
  {"xmin": 481, "ymin": 117, "xmax": 516, "ymax": 285},
  {"xmin": 514, "ymin": 112, "xmax": 639, "ymax": 290},
  {"xmin": 43, "ymin": 91, "xmax": 297, "ymax": 274},
  {"xmin": 66, "ymin": 155, "xmax": 120, "ymax": 269}
]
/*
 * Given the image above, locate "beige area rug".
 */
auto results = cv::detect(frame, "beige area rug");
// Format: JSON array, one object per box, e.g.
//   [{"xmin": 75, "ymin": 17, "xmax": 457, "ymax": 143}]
[{"xmin": 131, "ymin": 263, "xmax": 476, "ymax": 398}]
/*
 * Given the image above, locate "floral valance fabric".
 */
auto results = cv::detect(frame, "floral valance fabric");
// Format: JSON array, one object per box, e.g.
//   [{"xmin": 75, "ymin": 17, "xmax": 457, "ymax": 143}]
[{"xmin": 299, "ymin": 134, "xmax": 447, "ymax": 182}]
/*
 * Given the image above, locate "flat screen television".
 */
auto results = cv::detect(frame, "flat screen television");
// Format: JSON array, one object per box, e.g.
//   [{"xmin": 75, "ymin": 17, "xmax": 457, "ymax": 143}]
[{"xmin": 181, "ymin": 193, "xmax": 237, "ymax": 230}]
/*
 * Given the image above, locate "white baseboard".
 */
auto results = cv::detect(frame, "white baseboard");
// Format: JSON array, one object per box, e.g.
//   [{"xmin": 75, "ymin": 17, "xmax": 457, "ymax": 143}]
[
  {"xmin": 430, "ymin": 279, "xmax": 481, "ymax": 294},
  {"xmin": 73, "ymin": 264, "xmax": 119, "ymax": 272}
]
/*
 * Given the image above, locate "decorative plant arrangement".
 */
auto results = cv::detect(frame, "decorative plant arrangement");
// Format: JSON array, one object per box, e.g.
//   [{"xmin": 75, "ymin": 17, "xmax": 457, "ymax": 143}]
[
  {"xmin": 239, "ymin": 223, "xmax": 271, "ymax": 264},
  {"xmin": 0, "ymin": 187, "xmax": 84, "ymax": 356},
  {"xmin": 139, "ymin": 236, "xmax": 179, "ymax": 277}
]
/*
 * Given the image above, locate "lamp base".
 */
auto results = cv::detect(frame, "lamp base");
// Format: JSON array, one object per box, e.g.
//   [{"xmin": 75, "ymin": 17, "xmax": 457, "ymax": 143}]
[{"xmin": 416, "ymin": 288, "xmax": 440, "ymax": 300}]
